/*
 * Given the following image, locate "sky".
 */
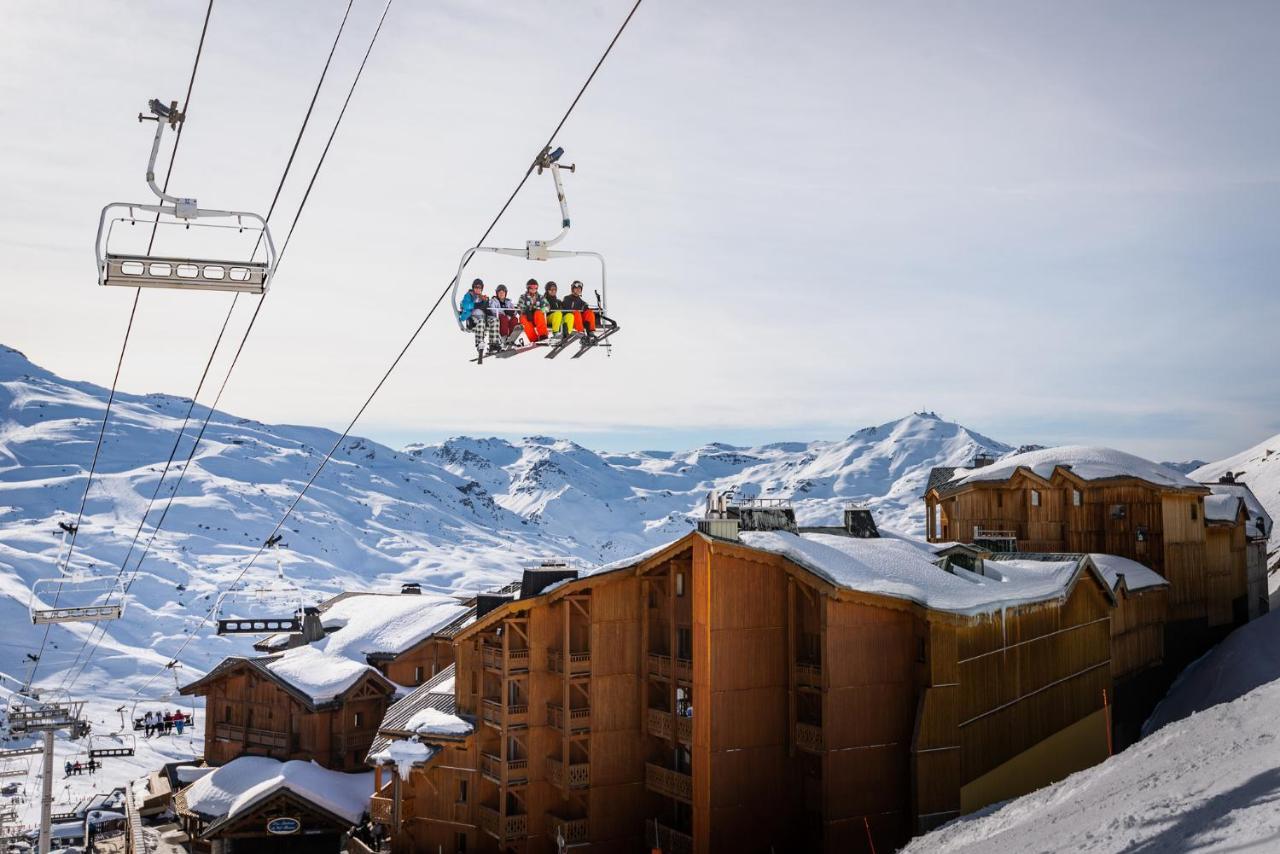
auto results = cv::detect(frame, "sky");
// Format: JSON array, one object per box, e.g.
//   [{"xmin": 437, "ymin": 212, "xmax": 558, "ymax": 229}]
[{"xmin": 1, "ymin": 0, "xmax": 1278, "ymax": 462}]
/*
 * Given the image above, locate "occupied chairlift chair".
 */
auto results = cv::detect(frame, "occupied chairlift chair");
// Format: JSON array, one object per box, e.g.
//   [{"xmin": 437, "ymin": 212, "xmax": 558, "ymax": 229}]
[
  {"xmin": 95, "ymin": 98, "xmax": 277, "ymax": 294},
  {"xmin": 215, "ymin": 536, "xmax": 305, "ymax": 635},
  {"xmin": 451, "ymin": 146, "xmax": 619, "ymax": 361},
  {"xmin": 128, "ymin": 664, "xmax": 197, "ymax": 732},
  {"xmin": 28, "ymin": 524, "xmax": 125, "ymax": 625}
]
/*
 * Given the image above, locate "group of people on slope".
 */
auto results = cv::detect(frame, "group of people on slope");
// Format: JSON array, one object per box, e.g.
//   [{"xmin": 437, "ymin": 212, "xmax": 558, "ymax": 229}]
[
  {"xmin": 459, "ymin": 278, "xmax": 600, "ymax": 356},
  {"xmin": 63, "ymin": 758, "xmax": 97, "ymax": 776},
  {"xmin": 139, "ymin": 709, "xmax": 187, "ymax": 737}
]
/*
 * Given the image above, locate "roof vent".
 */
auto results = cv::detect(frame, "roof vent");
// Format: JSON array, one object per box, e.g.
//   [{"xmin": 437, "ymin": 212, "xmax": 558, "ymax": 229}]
[
  {"xmin": 705, "ymin": 490, "xmax": 796, "ymax": 534},
  {"xmin": 475, "ymin": 594, "xmax": 513, "ymax": 620},
  {"xmin": 843, "ymin": 507, "xmax": 880, "ymax": 538},
  {"xmin": 1218, "ymin": 472, "xmax": 1238, "ymax": 484},
  {"xmin": 400, "ymin": 582, "xmax": 422, "ymax": 595}
]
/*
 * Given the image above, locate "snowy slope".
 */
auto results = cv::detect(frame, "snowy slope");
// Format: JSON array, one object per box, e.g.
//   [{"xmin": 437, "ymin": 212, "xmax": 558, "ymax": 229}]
[
  {"xmin": 1192, "ymin": 436, "xmax": 1280, "ymax": 571},
  {"xmin": 409, "ymin": 411, "xmax": 1011, "ymax": 555},
  {"xmin": 904, "ymin": 674, "xmax": 1280, "ymax": 853}
]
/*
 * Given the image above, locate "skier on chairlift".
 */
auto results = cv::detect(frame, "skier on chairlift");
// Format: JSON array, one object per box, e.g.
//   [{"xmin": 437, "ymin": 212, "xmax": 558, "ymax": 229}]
[
  {"xmin": 562, "ymin": 280, "xmax": 598, "ymax": 344},
  {"xmin": 491, "ymin": 285, "xmax": 521, "ymax": 348},
  {"xmin": 545, "ymin": 281, "xmax": 573, "ymax": 339},
  {"xmin": 459, "ymin": 279, "xmax": 498, "ymax": 359},
  {"xmin": 517, "ymin": 279, "xmax": 549, "ymax": 343}
]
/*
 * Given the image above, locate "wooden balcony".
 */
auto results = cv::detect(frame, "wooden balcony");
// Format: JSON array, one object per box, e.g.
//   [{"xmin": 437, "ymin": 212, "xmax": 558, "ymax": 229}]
[
  {"xmin": 477, "ymin": 804, "xmax": 528, "ymax": 841},
  {"xmin": 370, "ymin": 794, "xmax": 393, "ymax": 823},
  {"xmin": 646, "ymin": 708, "xmax": 692, "ymax": 745},
  {"xmin": 546, "ymin": 756, "xmax": 589, "ymax": 790},
  {"xmin": 546, "ymin": 702, "xmax": 591, "ymax": 733},
  {"xmin": 796, "ymin": 660, "xmax": 822, "ymax": 689},
  {"xmin": 546, "ymin": 814, "xmax": 589, "ymax": 846},
  {"xmin": 480, "ymin": 752, "xmax": 529, "ymax": 786},
  {"xmin": 482, "ymin": 643, "xmax": 530, "ymax": 674},
  {"xmin": 796, "ymin": 722, "xmax": 825, "ymax": 753},
  {"xmin": 645, "ymin": 762, "xmax": 693, "ymax": 805},
  {"xmin": 481, "ymin": 698, "xmax": 529, "ymax": 729},
  {"xmin": 647, "ymin": 652, "xmax": 692, "ymax": 682},
  {"xmin": 213, "ymin": 722, "xmax": 243, "ymax": 741},
  {"xmin": 212, "ymin": 722, "xmax": 288, "ymax": 749},
  {"xmin": 547, "ymin": 648, "xmax": 592, "ymax": 675},
  {"xmin": 651, "ymin": 820, "xmax": 694, "ymax": 854}
]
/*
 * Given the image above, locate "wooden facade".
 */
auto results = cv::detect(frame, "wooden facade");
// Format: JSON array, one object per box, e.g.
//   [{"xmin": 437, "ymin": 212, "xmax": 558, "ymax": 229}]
[
  {"xmin": 924, "ymin": 467, "xmax": 1233, "ymax": 628},
  {"xmin": 377, "ymin": 531, "xmax": 1119, "ymax": 854},
  {"xmin": 180, "ymin": 658, "xmax": 395, "ymax": 772}
]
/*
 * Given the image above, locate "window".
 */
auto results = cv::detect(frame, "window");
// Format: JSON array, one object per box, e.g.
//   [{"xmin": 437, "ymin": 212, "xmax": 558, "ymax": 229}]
[
  {"xmin": 916, "ymin": 637, "xmax": 927, "ymax": 663},
  {"xmin": 508, "ymin": 680, "xmax": 520, "ymax": 705},
  {"xmin": 1191, "ymin": 504, "xmax": 1198, "ymax": 521},
  {"xmin": 996, "ymin": 492, "xmax": 1003, "ymax": 509},
  {"xmin": 1136, "ymin": 526, "xmax": 1148, "ymax": 543},
  {"xmin": 457, "ymin": 779, "xmax": 468, "ymax": 804},
  {"xmin": 1072, "ymin": 489, "xmax": 1082, "ymax": 507},
  {"xmin": 457, "ymin": 832, "xmax": 468, "ymax": 854},
  {"xmin": 1030, "ymin": 490, "xmax": 1041, "ymax": 507},
  {"xmin": 676, "ymin": 627, "xmax": 693, "ymax": 661},
  {"xmin": 675, "ymin": 572, "xmax": 685, "ymax": 597},
  {"xmin": 414, "ymin": 665, "xmax": 424, "ymax": 684},
  {"xmin": 354, "ymin": 711, "xmax": 363, "ymax": 728},
  {"xmin": 1110, "ymin": 504, "xmax": 1127, "ymax": 520},
  {"xmin": 224, "ymin": 706, "xmax": 231, "ymax": 723}
]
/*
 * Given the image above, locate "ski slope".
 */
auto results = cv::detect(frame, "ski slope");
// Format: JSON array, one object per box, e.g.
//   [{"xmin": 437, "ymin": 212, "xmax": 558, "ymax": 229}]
[{"xmin": 1193, "ymin": 436, "xmax": 1280, "ymax": 573}]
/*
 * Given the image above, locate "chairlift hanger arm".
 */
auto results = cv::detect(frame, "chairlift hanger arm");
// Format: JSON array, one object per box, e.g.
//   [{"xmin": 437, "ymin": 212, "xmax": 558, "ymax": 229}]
[{"xmin": 140, "ymin": 100, "xmax": 194, "ymax": 216}]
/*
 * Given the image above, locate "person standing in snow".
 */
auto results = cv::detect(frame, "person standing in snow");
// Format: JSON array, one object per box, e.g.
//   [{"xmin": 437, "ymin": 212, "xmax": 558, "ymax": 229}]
[
  {"xmin": 517, "ymin": 279, "xmax": 549, "ymax": 343},
  {"xmin": 459, "ymin": 279, "xmax": 497, "ymax": 357}
]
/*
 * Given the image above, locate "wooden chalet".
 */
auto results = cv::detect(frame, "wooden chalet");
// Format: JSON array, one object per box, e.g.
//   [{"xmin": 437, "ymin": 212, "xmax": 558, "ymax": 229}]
[
  {"xmin": 367, "ymin": 507, "xmax": 1122, "ymax": 854},
  {"xmin": 173, "ymin": 755, "xmax": 373, "ymax": 853},
  {"xmin": 180, "ymin": 652, "xmax": 396, "ymax": 772},
  {"xmin": 1202, "ymin": 476, "xmax": 1273, "ymax": 621},
  {"xmin": 922, "ymin": 446, "xmax": 1252, "ymax": 641}
]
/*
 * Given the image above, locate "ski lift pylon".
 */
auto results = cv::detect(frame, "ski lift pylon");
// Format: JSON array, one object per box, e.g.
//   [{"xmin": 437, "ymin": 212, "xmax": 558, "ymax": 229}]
[
  {"xmin": 450, "ymin": 146, "xmax": 618, "ymax": 359},
  {"xmin": 95, "ymin": 98, "xmax": 276, "ymax": 294}
]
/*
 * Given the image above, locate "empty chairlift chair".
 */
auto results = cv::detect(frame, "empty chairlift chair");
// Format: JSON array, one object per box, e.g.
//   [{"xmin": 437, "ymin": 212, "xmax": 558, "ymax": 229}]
[
  {"xmin": 451, "ymin": 146, "xmax": 619, "ymax": 362},
  {"xmin": 88, "ymin": 733, "xmax": 136, "ymax": 760},
  {"xmin": 95, "ymin": 98, "xmax": 276, "ymax": 294},
  {"xmin": 215, "ymin": 543, "xmax": 305, "ymax": 635}
]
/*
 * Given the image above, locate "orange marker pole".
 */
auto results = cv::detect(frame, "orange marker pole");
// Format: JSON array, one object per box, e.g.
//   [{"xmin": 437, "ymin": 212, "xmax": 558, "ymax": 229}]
[
  {"xmin": 1103, "ymin": 688, "xmax": 1113, "ymax": 756},
  {"xmin": 864, "ymin": 816, "xmax": 877, "ymax": 854}
]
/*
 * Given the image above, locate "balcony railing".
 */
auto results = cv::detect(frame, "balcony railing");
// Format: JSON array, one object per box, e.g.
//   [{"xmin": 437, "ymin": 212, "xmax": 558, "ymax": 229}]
[
  {"xmin": 480, "ymin": 752, "xmax": 529, "ymax": 786},
  {"xmin": 370, "ymin": 795, "xmax": 393, "ymax": 823},
  {"xmin": 796, "ymin": 660, "xmax": 822, "ymax": 689},
  {"xmin": 481, "ymin": 698, "xmax": 529, "ymax": 729},
  {"xmin": 477, "ymin": 804, "xmax": 528, "ymax": 841},
  {"xmin": 547, "ymin": 648, "xmax": 592, "ymax": 675},
  {"xmin": 650, "ymin": 819, "xmax": 694, "ymax": 854},
  {"xmin": 796, "ymin": 722, "xmax": 825, "ymax": 753},
  {"xmin": 647, "ymin": 652, "xmax": 692, "ymax": 682},
  {"xmin": 213, "ymin": 722, "xmax": 243, "ymax": 741},
  {"xmin": 546, "ymin": 814, "xmax": 589, "ymax": 846},
  {"xmin": 646, "ymin": 708, "xmax": 692, "ymax": 745},
  {"xmin": 645, "ymin": 762, "xmax": 693, "ymax": 805},
  {"xmin": 482, "ymin": 643, "xmax": 530, "ymax": 673},
  {"xmin": 546, "ymin": 756, "xmax": 590, "ymax": 790},
  {"xmin": 546, "ymin": 702, "xmax": 591, "ymax": 733}
]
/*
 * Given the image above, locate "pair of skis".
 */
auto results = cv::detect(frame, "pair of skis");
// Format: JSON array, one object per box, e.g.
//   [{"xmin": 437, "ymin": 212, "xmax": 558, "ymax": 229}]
[{"xmin": 471, "ymin": 326, "xmax": 618, "ymax": 363}]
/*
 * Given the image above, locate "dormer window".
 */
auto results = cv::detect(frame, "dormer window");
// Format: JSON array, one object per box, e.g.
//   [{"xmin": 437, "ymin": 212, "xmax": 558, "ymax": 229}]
[{"xmin": 1030, "ymin": 490, "xmax": 1041, "ymax": 508}]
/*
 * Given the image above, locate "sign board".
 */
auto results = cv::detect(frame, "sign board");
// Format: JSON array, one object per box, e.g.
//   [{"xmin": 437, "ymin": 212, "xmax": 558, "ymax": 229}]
[{"xmin": 266, "ymin": 817, "xmax": 301, "ymax": 835}]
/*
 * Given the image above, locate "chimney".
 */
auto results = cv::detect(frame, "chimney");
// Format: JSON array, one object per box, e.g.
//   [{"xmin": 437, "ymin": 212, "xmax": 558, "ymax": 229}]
[
  {"xmin": 971, "ymin": 452, "xmax": 996, "ymax": 469},
  {"xmin": 300, "ymin": 606, "xmax": 325, "ymax": 644},
  {"xmin": 843, "ymin": 507, "xmax": 880, "ymax": 538},
  {"xmin": 400, "ymin": 582, "xmax": 422, "ymax": 595},
  {"xmin": 476, "ymin": 594, "xmax": 513, "ymax": 620},
  {"xmin": 520, "ymin": 565, "xmax": 579, "ymax": 599},
  {"xmin": 1218, "ymin": 472, "xmax": 1237, "ymax": 484}
]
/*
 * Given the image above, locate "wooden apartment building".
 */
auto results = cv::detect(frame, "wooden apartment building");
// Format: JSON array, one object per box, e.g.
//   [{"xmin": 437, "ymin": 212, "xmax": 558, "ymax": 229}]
[{"xmin": 368, "ymin": 510, "xmax": 1124, "ymax": 854}]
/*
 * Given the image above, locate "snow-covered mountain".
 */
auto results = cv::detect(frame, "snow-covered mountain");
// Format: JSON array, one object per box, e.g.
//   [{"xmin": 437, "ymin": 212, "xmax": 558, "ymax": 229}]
[
  {"xmin": 1192, "ymin": 435, "xmax": 1280, "ymax": 569},
  {"xmin": 408, "ymin": 413, "xmax": 1010, "ymax": 556}
]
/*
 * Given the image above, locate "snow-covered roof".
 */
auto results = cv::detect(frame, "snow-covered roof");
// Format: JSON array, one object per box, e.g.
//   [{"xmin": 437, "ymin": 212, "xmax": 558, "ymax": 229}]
[
  {"xmin": 740, "ymin": 532, "xmax": 1109, "ymax": 615},
  {"xmin": 318, "ymin": 592, "xmax": 471, "ymax": 659},
  {"xmin": 947, "ymin": 446, "xmax": 1202, "ymax": 491},
  {"xmin": 1204, "ymin": 492, "xmax": 1244, "ymax": 523},
  {"xmin": 1203, "ymin": 483, "xmax": 1272, "ymax": 539},
  {"xmin": 180, "ymin": 757, "xmax": 372, "ymax": 825},
  {"xmin": 264, "ymin": 645, "xmax": 381, "ymax": 704},
  {"xmin": 1086, "ymin": 553, "xmax": 1168, "ymax": 592},
  {"xmin": 176, "ymin": 765, "xmax": 215, "ymax": 784},
  {"xmin": 368, "ymin": 739, "xmax": 439, "ymax": 781},
  {"xmin": 367, "ymin": 664, "xmax": 466, "ymax": 763},
  {"xmin": 403, "ymin": 706, "xmax": 472, "ymax": 738}
]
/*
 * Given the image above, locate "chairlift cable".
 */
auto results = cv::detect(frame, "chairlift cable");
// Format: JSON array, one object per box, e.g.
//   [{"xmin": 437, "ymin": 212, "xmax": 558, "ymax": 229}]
[
  {"xmin": 124, "ymin": 0, "xmax": 645, "ymax": 705},
  {"xmin": 25, "ymin": 0, "xmax": 216, "ymax": 690},
  {"xmin": 59, "ymin": 0, "xmax": 362, "ymax": 698}
]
